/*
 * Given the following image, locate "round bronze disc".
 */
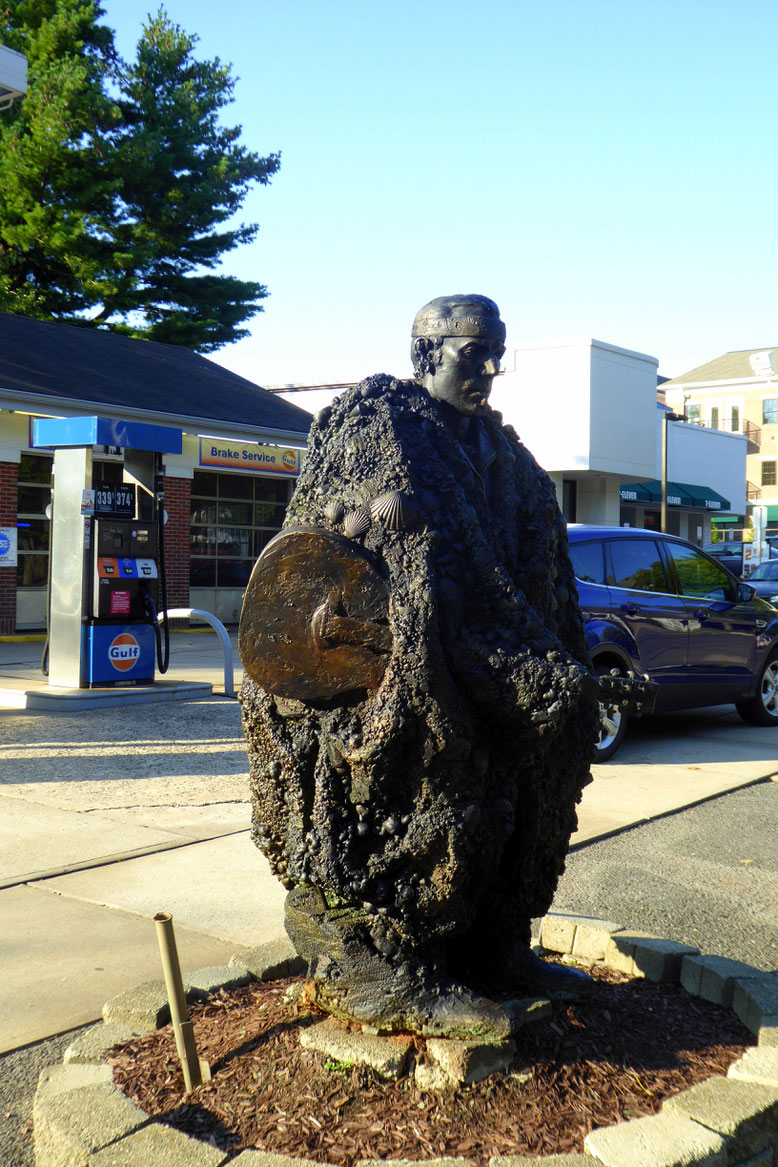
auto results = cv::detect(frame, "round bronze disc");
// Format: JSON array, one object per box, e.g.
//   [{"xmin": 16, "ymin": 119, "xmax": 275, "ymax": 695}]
[{"xmin": 238, "ymin": 527, "xmax": 392, "ymax": 701}]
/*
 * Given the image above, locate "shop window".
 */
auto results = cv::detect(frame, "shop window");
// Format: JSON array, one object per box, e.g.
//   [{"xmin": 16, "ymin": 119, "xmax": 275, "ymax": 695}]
[
  {"xmin": 17, "ymin": 453, "xmax": 52, "ymax": 588},
  {"xmin": 17, "ymin": 456, "xmax": 125, "ymax": 589},
  {"xmin": 192, "ymin": 471, "xmax": 217, "ymax": 497},
  {"xmin": 762, "ymin": 461, "xmax": 777, "ymax": 487},
  {"xmin": 190, "ymin": 470, "xmax": 294, "ymax": 588},
  {"xmin": 686, "ymin": 404, "xmax": 701, "ymax": 424},
  {"xmin": 763, "ymin": 398, "xmax": 778, "ymax": 426},
  {"xmin": 561, "ymin": 479, "xmax": 577, "ymax": 522},
  {"xmin": 93, "ymin": 460, "xmax": 124, "ymax": 484}
]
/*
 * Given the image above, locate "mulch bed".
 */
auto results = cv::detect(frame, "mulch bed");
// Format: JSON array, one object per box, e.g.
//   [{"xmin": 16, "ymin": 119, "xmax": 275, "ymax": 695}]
[{"xmin": 110, "ymin": 965, "xmax": 752, "ymax": 1165}]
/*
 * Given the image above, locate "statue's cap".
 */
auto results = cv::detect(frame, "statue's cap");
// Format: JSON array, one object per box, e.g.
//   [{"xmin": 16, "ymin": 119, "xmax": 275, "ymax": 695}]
[{"xmin": 411, "ymin": 294, "xmax": 506, "ymax": 343}]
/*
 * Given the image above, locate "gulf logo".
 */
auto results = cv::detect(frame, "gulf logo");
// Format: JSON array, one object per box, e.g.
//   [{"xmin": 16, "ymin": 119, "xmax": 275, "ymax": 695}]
[
  {"xmin": 108, "ymin": 632, "xmax": 141, "ymax": 672},
  {"xmin": 282, "ymin": 450, "xmax": 297, "ymax": 470}
]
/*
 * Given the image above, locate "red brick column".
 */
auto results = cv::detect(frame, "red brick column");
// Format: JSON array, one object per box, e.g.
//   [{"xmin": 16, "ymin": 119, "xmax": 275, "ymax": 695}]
[
  {"xmin": 162, "ymin": 475, "xmax": 191, "ymax": 613},
  {"xmin": 0, "ymin": 462, "xmax": 18, "ymax": 635}
]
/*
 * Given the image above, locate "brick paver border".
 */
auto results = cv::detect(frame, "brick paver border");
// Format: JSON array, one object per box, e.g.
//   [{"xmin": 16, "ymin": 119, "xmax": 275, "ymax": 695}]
[{"xmin": 33, "ymin": 921, "xmax": 778, "ymax": 1167}]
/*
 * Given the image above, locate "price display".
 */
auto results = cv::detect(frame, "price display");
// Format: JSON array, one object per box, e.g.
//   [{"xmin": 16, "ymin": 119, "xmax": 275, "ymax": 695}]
[{"xmin": 94, "ymin": 483, "xmax": 136, "ymax": 516}]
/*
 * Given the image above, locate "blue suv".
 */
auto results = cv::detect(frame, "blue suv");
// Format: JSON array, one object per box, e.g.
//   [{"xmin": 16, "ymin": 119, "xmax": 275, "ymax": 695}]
[{"xmin": 567, "ymin": 525, "xmax": 778, "ymax": 760}]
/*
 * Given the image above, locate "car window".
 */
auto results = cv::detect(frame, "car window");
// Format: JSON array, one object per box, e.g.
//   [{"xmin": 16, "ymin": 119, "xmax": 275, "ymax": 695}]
[
  {"xmin": 751, "ymin": 562, "xmax": 778, "ymax": 581},
  {"xmin": 665, "ymin": 544, "xmax": 733, "ymax": 601},
  {"xmin": 606, "ymin": 539, "xmax": 670, "ymax": 593},
  {"xmin": 568, "ymin": 541, "xmax": 606, "ymax": 584}
]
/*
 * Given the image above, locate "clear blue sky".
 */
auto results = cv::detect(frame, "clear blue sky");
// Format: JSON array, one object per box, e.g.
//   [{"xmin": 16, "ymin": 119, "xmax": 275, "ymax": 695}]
[{"xmin": 104, "ymin": 0, "xmax": 778, "ymax": 387}]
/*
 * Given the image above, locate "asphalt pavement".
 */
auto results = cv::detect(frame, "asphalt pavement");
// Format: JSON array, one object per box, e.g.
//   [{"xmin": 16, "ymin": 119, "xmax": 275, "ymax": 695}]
[
  {"xmin": 1, "ymin": 634, "xmax": 777, "ymax": 1165},
  {"xmin": 556, "ymin": 778, "xmax": 778, "ymax": 970}
]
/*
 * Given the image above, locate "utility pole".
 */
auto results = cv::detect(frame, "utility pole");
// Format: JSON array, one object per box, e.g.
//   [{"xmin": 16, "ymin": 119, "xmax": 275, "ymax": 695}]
[{"xmin": 660, "ymin": 409, "xmax": 685, "ymax": 533}]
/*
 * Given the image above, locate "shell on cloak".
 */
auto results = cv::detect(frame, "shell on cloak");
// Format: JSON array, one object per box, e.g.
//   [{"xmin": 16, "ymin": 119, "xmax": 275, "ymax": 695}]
[
  {"xmin": 324, "ymin": 499, "xmax": 345, "ymax": 525},
  {"xmin": 370, "ymin": 490, "xmax": 416, "ymax": 531},
  {"xmin": 343, "ymin": 506, "xmax": 371, "ymax": 538}
]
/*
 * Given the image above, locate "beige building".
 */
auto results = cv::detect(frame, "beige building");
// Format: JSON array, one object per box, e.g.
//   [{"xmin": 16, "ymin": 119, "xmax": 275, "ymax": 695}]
[{"xmin": 662, "ymin": 347, "xmax": 778, "ymax": 533}]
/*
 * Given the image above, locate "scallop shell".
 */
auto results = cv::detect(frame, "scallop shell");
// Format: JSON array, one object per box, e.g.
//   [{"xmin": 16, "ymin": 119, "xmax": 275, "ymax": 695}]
[
  {"xmin": 370, "ymin": 490, "xmax": 414, "ymax": 531},
  {"xmin": 324, "ymin": 499, "xmax": 345, "ymax": 524},
  {"xmin": 343, "ymin": 506, "xmax": 371, "ymax": 538}
]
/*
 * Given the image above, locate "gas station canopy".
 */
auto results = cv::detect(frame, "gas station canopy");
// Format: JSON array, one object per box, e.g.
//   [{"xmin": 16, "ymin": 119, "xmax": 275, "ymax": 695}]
[{"xmin": 33, "ymin": 416, "xmax": 182, "ymax": 454}]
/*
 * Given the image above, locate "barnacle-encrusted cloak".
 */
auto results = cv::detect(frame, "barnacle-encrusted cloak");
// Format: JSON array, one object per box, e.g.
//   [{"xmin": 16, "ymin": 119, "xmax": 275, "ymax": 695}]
[{"xmin": 240, "ymin": 374, "xmax": 597, "ymax": 969}]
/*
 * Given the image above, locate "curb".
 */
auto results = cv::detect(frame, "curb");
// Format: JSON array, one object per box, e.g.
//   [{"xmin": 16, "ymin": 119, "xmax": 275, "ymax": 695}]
[{"xmin": 33, "ymin": 922, "xmax": 778, "ymax": 1167}]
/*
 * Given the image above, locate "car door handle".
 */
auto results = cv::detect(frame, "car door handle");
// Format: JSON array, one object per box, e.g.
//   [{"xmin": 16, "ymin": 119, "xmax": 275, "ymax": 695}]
[
  {"xmin": 693, "ymin": 610, "xmax": 708, "ymax": 621},
  {"xmin": 619, "ymin": 602, "xmax": 639, "ymax": 614}
]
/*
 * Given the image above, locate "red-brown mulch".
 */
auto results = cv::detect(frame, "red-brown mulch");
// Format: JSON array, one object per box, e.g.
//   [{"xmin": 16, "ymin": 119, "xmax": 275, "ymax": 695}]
[{"xmin": 109, "ymin": 965, "xmax": 752, "ymax": 1165}]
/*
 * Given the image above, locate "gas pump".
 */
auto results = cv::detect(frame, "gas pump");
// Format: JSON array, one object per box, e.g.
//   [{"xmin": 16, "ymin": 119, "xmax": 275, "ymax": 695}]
[
  {"xmin": 32, "ymin": 416, "xmax": 181, "ymax": 690},
  {"xmin": 85, "ymin": 470, "xmax": 170, "ymax": 685}
]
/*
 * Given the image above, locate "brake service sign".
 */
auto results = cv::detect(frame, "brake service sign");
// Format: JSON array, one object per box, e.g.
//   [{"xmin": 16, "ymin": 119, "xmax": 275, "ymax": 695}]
[{"xmin": 199, "ymin": 438, "xmax": 302, "ymax": 475}]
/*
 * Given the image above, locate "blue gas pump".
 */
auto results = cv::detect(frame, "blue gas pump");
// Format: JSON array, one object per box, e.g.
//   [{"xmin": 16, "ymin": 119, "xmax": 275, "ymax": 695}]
[{"xmin": 33, "ymin": 417, "xmax": 182, "ymax": 689}]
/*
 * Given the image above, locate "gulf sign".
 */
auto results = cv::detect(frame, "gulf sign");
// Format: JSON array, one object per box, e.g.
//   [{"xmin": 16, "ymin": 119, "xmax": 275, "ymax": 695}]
[
  {"xmin": 108, "ymin": 632, "xmax": 141, "ymax": 672},
  {"xmin": 199, "ymin": 438, "xmax": 302, "ymax": 475}
]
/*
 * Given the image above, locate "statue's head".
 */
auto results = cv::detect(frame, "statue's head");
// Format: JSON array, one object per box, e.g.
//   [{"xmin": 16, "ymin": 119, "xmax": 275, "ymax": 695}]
[{"xmin": 411, "ymin": 294, "xmax": 506, "ymax": 416}]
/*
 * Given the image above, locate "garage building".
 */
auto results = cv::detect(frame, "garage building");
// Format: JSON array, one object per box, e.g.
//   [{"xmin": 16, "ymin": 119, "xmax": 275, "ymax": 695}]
[{"xmin": 0, "ymin": 313, "xmax": 311, "ymax": 633}]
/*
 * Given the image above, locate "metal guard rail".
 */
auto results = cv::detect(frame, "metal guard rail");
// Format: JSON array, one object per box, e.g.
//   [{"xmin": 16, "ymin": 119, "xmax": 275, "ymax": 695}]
[{"xmin": 156, "ymin": 608, "xmax": 236, "ymax": 698}]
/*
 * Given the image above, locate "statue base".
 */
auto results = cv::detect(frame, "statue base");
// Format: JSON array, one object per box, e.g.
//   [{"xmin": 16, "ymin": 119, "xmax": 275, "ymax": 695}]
[{"xmin": 298, "ymin": 994, "xmax": 553, "ymax": 1089}]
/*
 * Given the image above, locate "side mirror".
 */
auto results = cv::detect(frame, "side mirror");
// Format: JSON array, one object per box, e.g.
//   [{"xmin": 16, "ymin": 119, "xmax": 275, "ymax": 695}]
[{"xmin": 738, "ymin": 582, "xmax": 756, "ymax": 602}]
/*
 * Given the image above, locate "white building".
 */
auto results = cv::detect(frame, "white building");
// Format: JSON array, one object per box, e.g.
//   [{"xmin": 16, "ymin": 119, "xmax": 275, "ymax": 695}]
[
  {"xmin": 662, "ymin": 346, "xmax": 778, "ymax": 535},
  {"xmin": 278, "ymin": 337, "xmax": 746, "ymax": 546},
  {"xmin": 490, "ymin": 339, "xmax": 745, "ymax": 544},
  {"xmin": 490, "ymin": 339, "xmax": 658, "ymax": 526}
]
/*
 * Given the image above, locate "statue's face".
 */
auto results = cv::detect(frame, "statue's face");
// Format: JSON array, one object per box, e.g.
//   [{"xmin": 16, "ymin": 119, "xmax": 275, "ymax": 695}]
[{"xmin": 422, "ymin": 336, "xmax": 505, "ymax": 416}]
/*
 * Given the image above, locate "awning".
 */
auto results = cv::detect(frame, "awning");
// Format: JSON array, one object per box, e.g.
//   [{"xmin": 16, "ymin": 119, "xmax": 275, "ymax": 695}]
[
  {"xmin": 767, "ymin": 505, "xmax": 778, "ymax": 521},
  {"xmin": 712, "ymin": 514, "xmax": 738, "ymax": 523},
  {"xmin": 672, "ymin": 482, "xmax": 731, "ymax": 511},
  {"xmin": 620, "ymin": 480, "xmax": 731, "ymax": 511}
]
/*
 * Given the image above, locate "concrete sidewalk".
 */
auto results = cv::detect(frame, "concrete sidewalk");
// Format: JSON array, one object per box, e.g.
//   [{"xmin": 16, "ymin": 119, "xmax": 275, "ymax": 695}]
[{"xmin": 0, "ymin": 634, "xmax": 776, "ymax": 1053}]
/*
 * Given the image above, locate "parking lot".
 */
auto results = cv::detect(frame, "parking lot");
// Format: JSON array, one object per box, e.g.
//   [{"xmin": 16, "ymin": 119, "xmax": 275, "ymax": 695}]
[
  {"xmin": 0, "ymin": 632, "xmax": 776, "ymax": 1052},
  {"xmin": 0, "ymin": 633, "xmax": 776, "ymax": 1166}
]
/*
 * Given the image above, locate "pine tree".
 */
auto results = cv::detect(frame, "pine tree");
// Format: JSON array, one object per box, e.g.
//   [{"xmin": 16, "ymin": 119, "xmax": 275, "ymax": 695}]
[
  {"xmin": 0, "ymin": 5, "xmax": 280, "ymax": 351},
  {"xmin": 0, "ymin": 0, "xmax": 117, "ymax": 319},
  {"xmin": 92, "ymin": 9, "xmax": 280, "ymax": 351}
]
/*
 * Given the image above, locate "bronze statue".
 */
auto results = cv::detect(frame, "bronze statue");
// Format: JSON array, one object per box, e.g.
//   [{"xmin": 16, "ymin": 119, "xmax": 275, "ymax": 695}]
[{"xmin": 239, "ymin": 295, "xmax": 605, "ymax": 1040}]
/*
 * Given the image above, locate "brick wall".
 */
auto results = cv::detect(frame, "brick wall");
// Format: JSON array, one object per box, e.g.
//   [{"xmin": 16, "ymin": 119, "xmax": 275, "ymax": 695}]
[
  {"xmin": 0, "ymin": 462, "xmax": 18, "ymax": 634},
  {"xmin": 161, "ymin": 475, "xmax": 191, "ymax": 613}
]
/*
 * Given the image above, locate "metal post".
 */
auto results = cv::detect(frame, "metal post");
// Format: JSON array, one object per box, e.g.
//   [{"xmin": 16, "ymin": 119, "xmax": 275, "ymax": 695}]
[
  {"xmin": 156, "ymin": 607, "xmax": 236, "ymax": 696},
  {"xmin": 48, "ymin": 446, "xmax": 92, "ymax": 687},
  {"xmin": 660, "ymin": 410, "xmax": 669, "ymax": 533},
  {"xmin": 660, "ymin": 411, "xmax": 684, "ymax": 535},
  {"xmin": 153, "ymin": 912, "xmax": 210, "ymax": 1091}
]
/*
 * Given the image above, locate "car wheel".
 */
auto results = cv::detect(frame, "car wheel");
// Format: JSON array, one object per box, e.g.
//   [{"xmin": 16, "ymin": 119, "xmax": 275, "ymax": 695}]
[
  {"xmin": 593, "ymin": 664, "xmax": 628, "ymax": 762},
  {"xmin": 736, "ymin": 652, "xmax": 778, "ymax": 726}
]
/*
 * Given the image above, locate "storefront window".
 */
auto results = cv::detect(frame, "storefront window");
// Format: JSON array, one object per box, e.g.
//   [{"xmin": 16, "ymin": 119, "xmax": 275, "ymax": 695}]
[
  {"xmin": 17, "ymin": 454, "xmax": 122, "ymax": 589},
  {"xmin": 17, "ymin": 453, "xmax": 52, "ymax": 588},
  {"xmin": 190, "ymin": 470, "xmax": 294, "ymax": 588}
]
